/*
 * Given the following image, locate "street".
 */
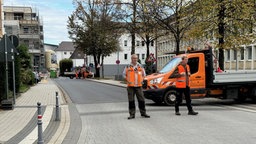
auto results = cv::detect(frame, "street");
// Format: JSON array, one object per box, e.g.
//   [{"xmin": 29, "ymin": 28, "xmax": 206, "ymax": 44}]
[{"xmin": 55, "ymin": 78, "xmax": 256, "ymax": 144}]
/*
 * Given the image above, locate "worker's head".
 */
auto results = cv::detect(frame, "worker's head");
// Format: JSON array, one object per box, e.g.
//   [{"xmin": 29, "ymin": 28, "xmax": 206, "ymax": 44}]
[
  {"xmin": 181, "ymin": 56, "xmax": 188, "ymax": 65},
  {"xmin": 131, "ymin": 54, "xmax": 138, "ymax": 65}
]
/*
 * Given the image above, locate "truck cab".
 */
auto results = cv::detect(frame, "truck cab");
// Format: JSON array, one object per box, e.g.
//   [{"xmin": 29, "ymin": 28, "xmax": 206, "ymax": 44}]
[{"xmin": 143, "ymin": 49, "xmax": 213, "ymax": 105}]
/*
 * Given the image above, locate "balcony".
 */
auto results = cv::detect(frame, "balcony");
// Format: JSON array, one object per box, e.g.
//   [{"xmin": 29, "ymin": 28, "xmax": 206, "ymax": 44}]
[
  {"xmin": 19, "ymin": 34, "xmax": 40, "ymax": 39},
  {"xmin": 29, "ymin": 49, "xmax": 41, "ymax": 54},
  {"xmin": 19, "ymin": 19, "xmax": 39, "ymax": 25}
]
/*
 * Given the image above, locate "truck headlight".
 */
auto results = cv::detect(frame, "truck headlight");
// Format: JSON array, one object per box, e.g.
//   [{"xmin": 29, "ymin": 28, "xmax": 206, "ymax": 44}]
[{"xmin": 150, "ymin": 77, "xmax": 163, "ymax": 84}]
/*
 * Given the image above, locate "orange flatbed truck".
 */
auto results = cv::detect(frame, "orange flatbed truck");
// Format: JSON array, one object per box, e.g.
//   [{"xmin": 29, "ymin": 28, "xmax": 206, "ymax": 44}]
[{"xmin": 143, "ymin": 48, "xmax": 256, "ymax": 105}]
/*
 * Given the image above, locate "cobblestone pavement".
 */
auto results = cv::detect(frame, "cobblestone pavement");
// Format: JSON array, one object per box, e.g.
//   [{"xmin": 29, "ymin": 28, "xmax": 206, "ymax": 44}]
[{"xmin": 0, "ymin": 79, "xmax": 70, "ymax": 144}]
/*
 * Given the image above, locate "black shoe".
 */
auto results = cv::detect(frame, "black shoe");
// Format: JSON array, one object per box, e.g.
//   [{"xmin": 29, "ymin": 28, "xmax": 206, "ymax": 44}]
[
  {"xmin": 175, "ymin": 112, "xmax": 181, "ymax": 116},
  {"xmin": 141, "ymin": 114, "xmax": 150, "ymax": 118},
  {"xmin": 128, "ymin": 115, "xmax": 135, "ymax": 119},
  {"xmin": 188, "ymin": 111, "xmax": 198, "ymax": 115}
]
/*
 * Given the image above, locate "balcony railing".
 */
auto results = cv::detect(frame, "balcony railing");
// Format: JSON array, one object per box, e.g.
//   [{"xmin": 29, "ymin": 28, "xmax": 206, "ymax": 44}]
[{"xmin": 19, "ymin": 19, "xmax": 39, "ymax": 25}]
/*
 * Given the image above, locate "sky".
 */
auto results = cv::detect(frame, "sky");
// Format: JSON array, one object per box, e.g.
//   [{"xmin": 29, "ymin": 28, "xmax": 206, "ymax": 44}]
[{"xmin": 4, "ymin": 0, "xmax": 75, "ymax": 45}]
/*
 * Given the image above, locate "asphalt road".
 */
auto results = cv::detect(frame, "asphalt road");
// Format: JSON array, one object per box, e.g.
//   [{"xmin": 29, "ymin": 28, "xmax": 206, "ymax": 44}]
[
  {"xmin": 55, "ymin": 78, "xmax": 127, "ymax": 104},
  {"xmin": 55, "ymin": 78, "xmax": 256, "ymax": 144}
]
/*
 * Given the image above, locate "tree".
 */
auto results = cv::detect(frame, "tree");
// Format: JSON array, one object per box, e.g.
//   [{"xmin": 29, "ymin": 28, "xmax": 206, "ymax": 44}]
[
  {"xmin": 150, "ymin": 0, "xmax": 197, "ymax": 55},
  {"xmin": 136, "ymin": 1, "xmax": 159, "ymax": 58},
  {"xmin": 190, "ymin": 0, "xmax": 256, "ymax": 70},
  {"xmin": 16, "ymin": 44, "xmax": 34, "ymax": 86},
  {"xmin": 68, "ymin": 0, "xmax": 121, "ymax": 77},
  {"xmin": 135, "ymin": 1, "xmax": 162, "ymax": 74},
  {"xmin": 112, "ymin": 0, "xmax": 140, "ymax": 55}
]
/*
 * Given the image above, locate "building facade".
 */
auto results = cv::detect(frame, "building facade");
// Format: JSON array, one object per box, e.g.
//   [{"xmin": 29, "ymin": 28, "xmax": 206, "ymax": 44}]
[
  {"xmin": 224, "ymin": 44, "xmax": 256, "ymax": 71},
  {"xmin": 3, "ymin": 6, "xmax": 45, "ymax": 72},
  {"xmin": 156, "ymin": 31, "xmax": 256, "ymax": 71},
  {"xmin": 44, "ymin": 43, "xmax": 58, "ymax": 71},
  {"xmin": 0, "ymin": 0, "xmax": 3, "ymax": 37},
  {"xmin": 55, "ymin": 33, "xmax": 156, "ymax": 77},
  {"xmin": 86, "ymin": 33, "xmax": 156, "ymax": 77},
  {"xmin": 55, "ymin": 41, "xmax": 85, "ymax": 68}
]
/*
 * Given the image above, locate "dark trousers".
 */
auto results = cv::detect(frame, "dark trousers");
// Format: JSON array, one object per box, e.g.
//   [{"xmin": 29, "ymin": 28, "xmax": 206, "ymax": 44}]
[
  {"xmin": 127, "ymin": 87, "xmax": 146, "ymax": 116},
  {"xmin": 175, "ymin": 86, "xmax": 193, "ymax": 112}
]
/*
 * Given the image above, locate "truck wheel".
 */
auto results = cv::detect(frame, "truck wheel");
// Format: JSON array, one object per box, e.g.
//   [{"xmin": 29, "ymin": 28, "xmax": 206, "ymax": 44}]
[
  {"xmin": 70, "ymin": 76, "xmax": 74, "ymax": 79},
  {"xmin": 235, "ymin": 88, "xmax": 248, "ymax": 103},
  {"xmin": 163, "ymin": 90, "xmax": 177, "ymax": 106}
]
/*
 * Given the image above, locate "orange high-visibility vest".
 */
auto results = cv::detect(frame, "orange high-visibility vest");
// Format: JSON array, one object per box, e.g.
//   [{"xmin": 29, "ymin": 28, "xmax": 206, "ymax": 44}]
[
  {"xmin": 176, "ymin": 64, "xmax": 190, "ymax": 88},
  {"xmin": 126, "ymin": 65, "xmax": 144, "ymax": 87}
]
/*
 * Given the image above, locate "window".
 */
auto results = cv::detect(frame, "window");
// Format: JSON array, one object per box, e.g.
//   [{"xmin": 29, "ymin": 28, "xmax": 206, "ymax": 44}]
[
  {"xmin": 14, "ymin": 13, "xmax": 23, "ymax": 20},
  {"xmin": 246, "ymin": 46, "xmax": 252, "ymax": 60},
  {"xmin": 233, "ymin": 50, "xmax": 237, "ymax": 60},
  {"xmin": 34, "ymin": 42, "xmax": 39, "ymax": 49},
  {"xmin": 188, "ymin": 57, "xmax": 199, "ymax": 74},
  {"xmin": 151, "ymin": 40, "xmax": 154, "ymax": 46},
  {"xmin": 136, "ymin": 41, "xmax": 140, "ymax": 46},
  {"xmin": 226, "ymin": 49, "xmax": 230, "ymax": 61},
  {"xmin": 142, "ymin": 41, "xmax": 145, "ymax": 46},
  {"xmin": 23, "ymin": 27, "xmax": 29, "ymax": 34},
  {"xmin": 51, "ymin": 54, "xmax": 57, "ymax": 64},
  {"xmin": 124, "ymin": 40, "xmax": 127, "ymax": 46},
  {"xmin": 64, "ymin": 52, "xmax": 67, "ymax": 55},
  {"xmin": 137, "ymin": 54, "xmax": 140, "ymax": 59},
  {"xmin": 4, "ymin": 26, "xmax": 12, "ymax": 34},
  {"xmin": 240, "ymin": 48, "xmax": 244, "ymax": 60},
  {"xmin": 142, "ymin": 54, "xmax": 145, "ymax": 59},
  {"xmin": 24, "ymin": 40, "xmax": 29, "ymax": 47},
  {"xmin": 124, "ymin": 54, "xmax": 128, "ymax": 60},
  {"xmin": 254, "ymin": 46, "xmax": 256, "ymax": 60}
]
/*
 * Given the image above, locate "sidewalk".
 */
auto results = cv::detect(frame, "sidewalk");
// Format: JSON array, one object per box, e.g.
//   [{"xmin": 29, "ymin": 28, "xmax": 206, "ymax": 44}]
[
  {"xmin": 87, "ymin": 78, "xmax": 126, "ymax": 88},
  {"xmin": 0, "ymin": 78, "xmax": 70, "ymax": 144},
  {"xmin": 0, "ymin": 77, "xmax": 125, "ymax": 144}
]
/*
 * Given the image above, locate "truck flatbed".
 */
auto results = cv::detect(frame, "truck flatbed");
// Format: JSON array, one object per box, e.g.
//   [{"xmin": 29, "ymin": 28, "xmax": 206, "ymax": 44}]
[{"xmin": 213, "ymin": 70, "xmax": 256, "ymax": 83}]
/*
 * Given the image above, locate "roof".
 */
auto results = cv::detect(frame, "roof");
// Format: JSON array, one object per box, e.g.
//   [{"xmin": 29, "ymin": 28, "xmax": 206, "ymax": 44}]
[
  {"xmin": 70, "ymin": 48, "xmax": 85, "ymax": 59},
  {"xmin": 44, "ymin": 43, "xmax": 58, "ymax": 47},
  {"xmin": 55, "ymin": 41, "xmax": 75, "ymax": 51}
]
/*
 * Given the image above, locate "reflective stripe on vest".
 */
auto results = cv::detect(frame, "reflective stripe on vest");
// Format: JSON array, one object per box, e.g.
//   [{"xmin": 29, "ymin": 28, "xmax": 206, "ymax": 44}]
[
  {"xmin": 126, "ymin": 66, "xmax": 143, "ymax": 87},
  {"xmin": 176, "ymin": 64, "xmax": 190, "ymax": 88}
]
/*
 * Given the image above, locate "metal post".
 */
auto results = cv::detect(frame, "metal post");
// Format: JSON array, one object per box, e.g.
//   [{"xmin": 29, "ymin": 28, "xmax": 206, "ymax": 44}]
[
  {"xmin": 4, "ymin": 35, "xmax": 9, "ymax": 100},
  {"xmin": 55, "ymin": 92, "xmax": 60, "ymax": 121},
  {"xmin": 117, "ymin": 50, "xmax": 119, "ymax": 79},
  {"xmin": 37, "ymin": 102, "xmax": 43, "ymax": 144},
  {"xmin": 10, "ymin": 36, "xmax": 16, "ymax": 104},
  {"xmin": 12, "ymin": 49, "xmax": 16, "ymax": 105}
]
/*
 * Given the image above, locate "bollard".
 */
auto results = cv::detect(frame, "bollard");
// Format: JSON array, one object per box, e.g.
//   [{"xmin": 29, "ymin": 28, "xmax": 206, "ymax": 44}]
[
  {"xmin": 37, "ymin": 102, "xmax": 43, "ymax": 144},
  {"xmin": 55, "ymin": 92, "xmax": 60, "ymax": 121}
]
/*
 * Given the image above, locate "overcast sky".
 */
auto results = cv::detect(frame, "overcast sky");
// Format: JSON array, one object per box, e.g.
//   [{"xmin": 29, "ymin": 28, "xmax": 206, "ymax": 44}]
[{"xmin": 4, "ymin": 0, "xmax": 75, "ymax": 45}]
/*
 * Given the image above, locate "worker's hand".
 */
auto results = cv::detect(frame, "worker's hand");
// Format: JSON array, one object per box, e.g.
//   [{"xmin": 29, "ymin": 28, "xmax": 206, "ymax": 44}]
[{"xmin": 180, "ymin": 72, "xmax": 186, "ymax": 76}]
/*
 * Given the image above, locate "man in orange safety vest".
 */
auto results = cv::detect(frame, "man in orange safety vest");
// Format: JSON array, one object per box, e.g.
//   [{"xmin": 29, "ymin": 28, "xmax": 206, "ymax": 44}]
[
  {"xmin": 123, "ymin": 54, "xmax": 150, "ymax": 119},
  {"xmin": 174, "ymin": 56, "xmax": 198, "ymax": 116}
]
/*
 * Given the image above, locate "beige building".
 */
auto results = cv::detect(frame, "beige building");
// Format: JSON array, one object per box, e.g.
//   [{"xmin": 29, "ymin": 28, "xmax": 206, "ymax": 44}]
[
  {"xmin": 3, "ymin": 6, "xmax": 45, "ymax": 72},
  {"xmin": 156, "ymin": 31, "xmax": 256, "ymax": 71},
  {"xmin": 44, "ymin": 43, "xmax": 58, "ymax": 71},
  {"xmin": 0, "ymin": 0, "xmax": 3, "ymax": 37}
]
